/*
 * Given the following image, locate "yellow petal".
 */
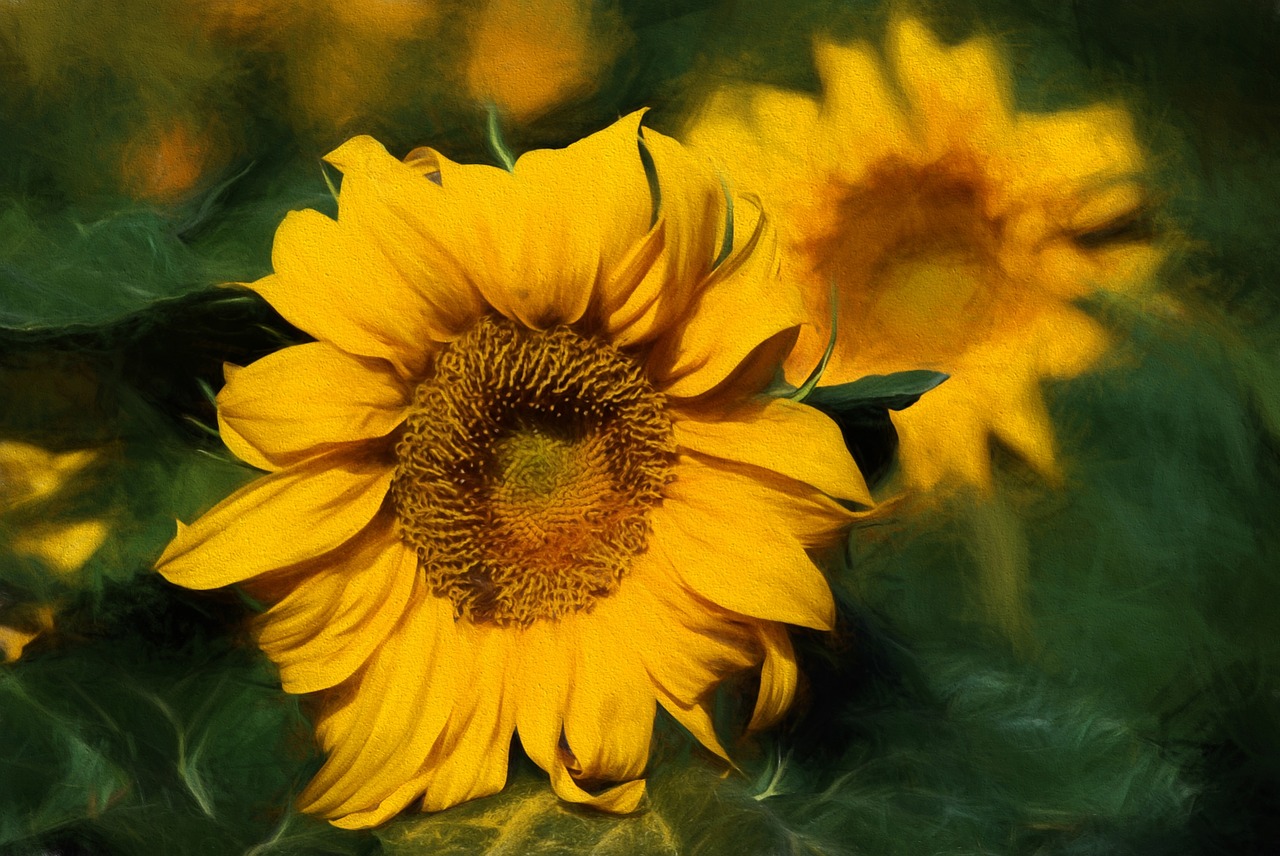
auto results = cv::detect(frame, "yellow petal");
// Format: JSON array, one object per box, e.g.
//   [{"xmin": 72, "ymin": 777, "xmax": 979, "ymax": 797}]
[
  {"xmin": 626, "ymin": 561, "xmax": 758, "ymax": 711},
  {"xmin": 890, "ymin": 380, "xmax": 995, "ymax": 493},
  {"xmin": 255, "ymin": 520, "xmax": 417, "ymax": 694},
  {"xmin": 682, "ymin": 85, "xmax": 823, "ymax": 244},
  {"xmin": 546, "ymin": 755, "xmax": 647, "ymax": 813},
  {"xmin": 602, "ymin": 126, "xmax": 728, "ymax": 348},
  {"xmin": 656, "ymin": 691, "xmax": 732, "ymax": 764},
  {"xmin": 155, "ymin": 454, "xmax": 393, "ymax": 590},
  {"xmin": 672, "ymin": 398, "xmax": 872, "ymax": 504},
  {"xmin": 217, "ymin": 342, "xmax": 409, "ymax": 471},
  {"xmin": 562, "ymin": 615, "xmax": 655, "ymax": 782},
  {"xmin": 302, "ymin": 589, "xmax": 460, "ymax": 820},
  {"xmin": 398, "ymin": 112, "xmax": 654, "ymax": 331},
  {"xmin": 812, "ymin": 38, "xmax": 911, "ymax": 180},
  {"xmin": 648, "ymin": 196, "xmax": 803, "ymax": 399},
  {"xmin": 649, "ymin": 457, "xmax": 845, "ymax": 630},
  {"xmin": 989, "ymin": 378, "xmax": 1062, "ymax": 484},
  {"xmin": 418, "ymin": 625, "xmax": 516, "ymax": 812},
  {"xmin": 889, "ymin": 17, "xmax": 1012, "ymax": 155},
  {"xmin": 15, "ymin": 519, "xmax": 109, "ymax": 575},
  {"xmin": 748, "ymin": 622, "xmax": 797, "ymax": 731},
  {"xmin": 998, "ymin": 106, "xmax": 1144, "ymax": 218},
  {"xmin": 258, "ymin": 205, "xmax": 461, "ymax": 378},
  {"xmin": 0, "ymin": 607, "xmax": 54, "ymax": 664}
]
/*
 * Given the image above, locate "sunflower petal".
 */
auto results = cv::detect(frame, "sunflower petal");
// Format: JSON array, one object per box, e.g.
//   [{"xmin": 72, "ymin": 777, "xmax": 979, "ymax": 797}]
[
  {"xmin": 889, "ymin": 17, "xmax": 1011, "ymax": 152},
  {"xmin": 604, "ymin": 127, "xmax": 728, "ymax": 348},
  {"xmin": 748, "ymin": 623, "xmax": 798, "ymax": 731},
  {"xmin": 672, "ymin": 398, "xmax": 872, "ymax": 504},
  {"xmin": 648, "ymin": 196, "xmax": 803, "ymax": 399},
  {"xmin": 419, "ymin": 626, "xmax": 516, "ymax": 812},
  {"xmin": 218, "ymin": 342, "xmax": 408, "ymax": 471},
  {"xmin": 628, "ymin": 556, "xmax": 760, "ymax": 707},
  {"xmin": 257, "ymin": 207, "xmax": 458, "ymax": 378},
  {"xmin": 649, "ymin": 458, "xmax": 844, "ymax": 630},
  {"xmin": 255, "ymin": 521, "xmax": 417, "ymax": 694},
  {"xmin": 301, "ymin": 589, "xmax": 460, "ymax": 819},
  {"xmin": 656, "ymin": 691, "xmax": 732, "ymax": 763},
  {"xmin": 412, "ymin": 112, "xmax": 654, "ymax": 330},
  {"xmin": 155, "ymin": 455, "xmax": 393, "ymax": 590},
  {"xmin": 562, "ymin": 616, "xmax": 656, "ymax": 782}
]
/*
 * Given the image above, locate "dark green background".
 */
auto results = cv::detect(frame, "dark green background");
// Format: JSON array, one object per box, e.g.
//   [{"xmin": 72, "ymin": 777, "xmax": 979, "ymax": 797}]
[{"xmin": 2, "ymin": 1, "xmax": 1278, "ymax": 853}]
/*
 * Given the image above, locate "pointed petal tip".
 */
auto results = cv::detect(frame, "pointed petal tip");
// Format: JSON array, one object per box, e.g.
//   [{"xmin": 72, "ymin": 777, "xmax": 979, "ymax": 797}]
[{"xmin": 322, "ymin": 135, "xmax": 392, "ymax": 175}]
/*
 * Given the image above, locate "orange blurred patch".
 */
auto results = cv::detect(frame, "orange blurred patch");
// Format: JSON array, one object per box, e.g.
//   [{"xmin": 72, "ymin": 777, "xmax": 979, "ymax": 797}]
[
  {"xmin": 119, "ymin": 118, "xmax": 223, "ymax": 204},
  {"xmin": 465, "ymin": 0, "xmax": 629, "ymax": 122}
]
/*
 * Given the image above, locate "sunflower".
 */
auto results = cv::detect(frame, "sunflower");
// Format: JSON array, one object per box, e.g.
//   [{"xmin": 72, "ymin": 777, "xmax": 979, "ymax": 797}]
[
  {"xmin": 684, "ymin": 17, "xmax": 1164, "ymax": 492},
  {"xmin": 156, "ymin": 112, "xmax": 870, "ymax": 828}
]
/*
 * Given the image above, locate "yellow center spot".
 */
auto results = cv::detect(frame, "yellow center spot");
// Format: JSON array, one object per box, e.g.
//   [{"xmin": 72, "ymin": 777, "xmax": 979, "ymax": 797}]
[{"xmin": 390, "ymin": 316, "xmax": 674, "ymax": 626}]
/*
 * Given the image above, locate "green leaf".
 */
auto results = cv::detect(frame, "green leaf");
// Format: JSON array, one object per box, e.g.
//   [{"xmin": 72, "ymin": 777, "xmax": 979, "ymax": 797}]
[
  {"xmin": 804, "ymin": 370, "xmax": 949, "ymax": 413},
  {"xmin": 485, "ymin": 105, "xmax": 517, "ymax": 172}
]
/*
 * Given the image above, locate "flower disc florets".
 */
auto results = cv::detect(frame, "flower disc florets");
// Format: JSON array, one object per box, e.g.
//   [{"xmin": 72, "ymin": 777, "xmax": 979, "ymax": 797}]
[{"xmin": 390, "ymin": 315, "xmax": 675, "ymax": 626}]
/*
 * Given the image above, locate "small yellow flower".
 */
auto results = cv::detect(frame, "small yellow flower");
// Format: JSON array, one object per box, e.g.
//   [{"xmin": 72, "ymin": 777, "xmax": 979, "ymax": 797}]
[
  {"xmin": 156, "ymin": 113, "xmax": 869, "ymax": 828},
  {"xmin": 685, "ymin": 17, "xmax": 1164, "ymax": 492}
]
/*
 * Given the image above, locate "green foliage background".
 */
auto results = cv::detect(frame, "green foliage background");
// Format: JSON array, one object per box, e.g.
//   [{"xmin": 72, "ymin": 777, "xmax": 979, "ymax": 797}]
[{"xmin": 2, "ymin": 0, "xmax": 1279, "ymax": 853}]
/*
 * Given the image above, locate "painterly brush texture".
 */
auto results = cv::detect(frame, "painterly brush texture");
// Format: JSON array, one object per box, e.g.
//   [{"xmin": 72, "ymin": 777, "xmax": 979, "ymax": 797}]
[{"xmin": 1, "ymin": 1, "xmax": 1278, "ymax": 854}]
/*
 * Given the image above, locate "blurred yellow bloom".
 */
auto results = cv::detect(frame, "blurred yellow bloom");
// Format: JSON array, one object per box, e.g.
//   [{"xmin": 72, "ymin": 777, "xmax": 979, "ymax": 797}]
[
  {"xmin": 464, "ymin": 0, "xmax": 629, "ymax": 122},
  {"xmin": 685, "ymin": 17, "xmax": 1164, "ymax": 492},
  {"xmin": 157, "ymin": 114, "xmax": 868, "ymax": 827},
  {"xmin": 0, "ymin": 441, "xmax": 109, "ymax": 662}
]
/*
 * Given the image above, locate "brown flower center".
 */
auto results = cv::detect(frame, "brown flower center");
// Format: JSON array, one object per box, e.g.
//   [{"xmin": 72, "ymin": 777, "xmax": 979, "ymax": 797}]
[
  {"xmin": 390, "ymin": 315, "xmax": 674, "ymax": 627},
  {"xmin": 808, "ymin": 156, "xmax": 1004, "ymax": 369}
]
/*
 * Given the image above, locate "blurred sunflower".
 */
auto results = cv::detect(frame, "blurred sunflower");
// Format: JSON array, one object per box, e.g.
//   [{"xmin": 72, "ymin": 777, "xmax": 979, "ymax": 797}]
[
  {"xmin": 156, "ymin": 113, "xmax": 870, "ymax": 828},
  {"xmin": 685, "ymin": 17, "xmax": 1164, "ymax": 492},
  {"xmin": 463, "ymin": 0, "xmax": 631, "ymax": 124},
  {"xmin": 0, "ymin": 441, "xmax": 109, "ymax": 662}
]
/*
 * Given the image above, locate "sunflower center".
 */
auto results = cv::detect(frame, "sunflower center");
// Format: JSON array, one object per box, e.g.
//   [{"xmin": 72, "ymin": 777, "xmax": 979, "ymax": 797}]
[
  {"xmin": 810, "ymin": 156, "xmax": 1004, "ymax": 367},
  {"xmin": 390, "ymin": 315, "xmax": 674, "ymax": 627}
]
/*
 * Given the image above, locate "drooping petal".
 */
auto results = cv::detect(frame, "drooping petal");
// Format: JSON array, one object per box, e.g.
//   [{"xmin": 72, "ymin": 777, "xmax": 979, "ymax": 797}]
[
  {"xmin": 649, "ymin": 457, "xmax": 848, "ymax": 630},
  {"xmin": 301, "ymin": 588, "xmax": 460, "ymax": 822},
  {"xmin": 510, "ymin": 615, "xmax": 649, "ymax": 812},
  {"xmin": 218, "ymin": 342, "xmax": 409, "ymax": 471},
  {"xmin": 418, "ymin": 624, "xmax": 517, "ymax": 812},
  {"xmin": 748, "ymin": 622, "xmax": 798, "ymax": 731},
  {"xmin": 254, "ymin": 519, "xmax": 417, "ymax": 694},
  {"xmin": 562, "ymin": 613, "xmax": 656, "ymax": 783},
  {"xmin": 627, "ymin": 552, "xmax": 761, "ymax": 712},
  {"xmin": 155, "ymin": 453, "xmax": 393, "ymax": 590},
  {"xmin": 672, "ymin": 398, "xmax": 872, "ymax": 504}
]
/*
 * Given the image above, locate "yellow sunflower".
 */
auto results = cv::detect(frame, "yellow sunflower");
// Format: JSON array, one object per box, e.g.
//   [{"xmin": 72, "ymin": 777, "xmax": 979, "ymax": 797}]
[
  {"xmin": 156, "ymin": 112, "xmax": 870, "ymax": 828},
  {"xmin": 684, "ymin": 17, "xmax": 1164, "ymax": 492}
]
